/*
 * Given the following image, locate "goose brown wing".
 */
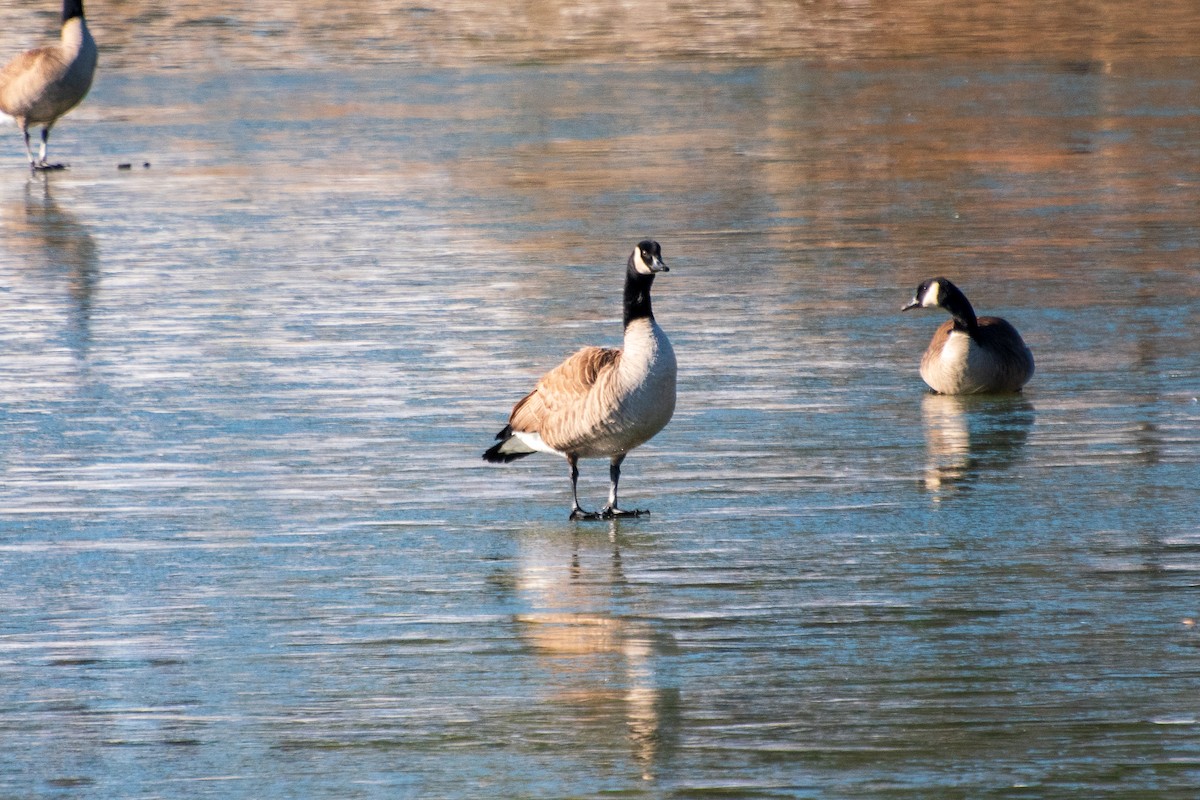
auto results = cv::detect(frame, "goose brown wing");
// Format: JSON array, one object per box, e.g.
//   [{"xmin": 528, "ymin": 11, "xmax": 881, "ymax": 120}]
[
  {"xmin": 974, "ymin": 317, "xmax": 1029, "ymax": 354},
  {"xmin": 0, "ymin": 50, "xmax": 45, "ymax": 109},
  {"xmin": 0, "ymin": 47, "xmax": 71, "ymax": 116},
  {"xmin": 508, "ymin": 346, "xmax": 621, "ymax": 438},
  {"xmin": 975, "ymin": 316, "xmax": 1035, "ymax": 382}
]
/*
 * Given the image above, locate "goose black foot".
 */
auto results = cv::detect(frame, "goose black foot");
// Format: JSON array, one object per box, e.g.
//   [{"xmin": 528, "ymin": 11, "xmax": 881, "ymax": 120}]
[
  {"xmin": 32, "ymin": 162, "xmax": 67, "ymax": 172},
  {"xmin": 569, "ymin": 507, "xmax": 649, "ymax": 521},
  {"xmin": 602, "ymin": 506, "xmax": 647, "ymax": 519},
  {"xmin": 569, "ymin": 506, "xmax": 649, "ymax": 521}
]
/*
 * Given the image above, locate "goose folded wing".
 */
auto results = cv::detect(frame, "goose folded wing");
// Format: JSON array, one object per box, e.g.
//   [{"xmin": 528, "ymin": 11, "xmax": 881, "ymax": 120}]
[
  {"xmin": 1, "ymin": 50, "xmax": 46, "ymax": 96},
  {"xmin": 508, "ymin": 346, "xmax": 621, "ymax": 435}
]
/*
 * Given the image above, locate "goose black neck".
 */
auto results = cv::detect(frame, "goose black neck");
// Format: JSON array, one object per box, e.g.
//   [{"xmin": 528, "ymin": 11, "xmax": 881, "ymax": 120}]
[
  {"xmin": 62, "ymin": 0, "xmax": 85, "ymax": 22},
  {"xmin": 941, "ymin": 282, "xmax": 979, "ymax": 332},
  {"xmin": 623, "ymin": 265, "xmax": 656, "ymax": 328}
]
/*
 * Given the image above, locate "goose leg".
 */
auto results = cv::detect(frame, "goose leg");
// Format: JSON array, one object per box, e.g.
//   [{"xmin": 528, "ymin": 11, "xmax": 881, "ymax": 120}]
[
  {"xmin": 600, "ymin": 453, "xmax": 647, "ymax": 518},
  {"xmin": 20, "ymin": 126, "xmax": 36, "ymax": 169},
  {"xmin": 566, "ymin": 454, "xmax": 601, "ymax": 520},
  {"xmin": 33, "ymin": 127, "xmax": 65, "ymax": 171}
]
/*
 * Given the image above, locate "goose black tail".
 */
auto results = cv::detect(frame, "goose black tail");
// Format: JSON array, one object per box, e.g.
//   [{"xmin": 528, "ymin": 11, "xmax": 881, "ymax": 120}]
[{"xmin": 482, "ymin": 426, "xmax": 534, "ymax": 463}]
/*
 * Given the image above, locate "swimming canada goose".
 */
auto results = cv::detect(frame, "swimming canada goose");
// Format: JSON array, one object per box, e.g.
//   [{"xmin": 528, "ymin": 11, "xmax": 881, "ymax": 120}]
[
  {"xmin": 483, "ymin": 240, "xmax": 677, "ymax": 520},
  {"xmin": 902, "ymin": 277, "xmax": 1034, "ymax": 394},
  {"xmin": 0, "ymin": 0, "xmax": 97, "ymax": 170}
]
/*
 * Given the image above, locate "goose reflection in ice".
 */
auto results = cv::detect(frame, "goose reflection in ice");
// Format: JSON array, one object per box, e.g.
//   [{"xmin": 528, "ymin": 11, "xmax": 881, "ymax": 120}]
[
  {"xmin": 513, "ymin": 525, "xmax": 678, "ymax": 780},
  {"xmin": 920, "ymin": 393, "xmax": 1035, "ymax": 500},
  {"xmin": 5, "ymin": 176, "xmax": 99, "ymax": 360}
]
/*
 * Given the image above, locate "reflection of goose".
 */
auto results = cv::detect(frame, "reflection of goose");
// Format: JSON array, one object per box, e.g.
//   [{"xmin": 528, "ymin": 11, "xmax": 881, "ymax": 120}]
[
  {"xmin": 5, "ymin": 177, "xmax": 98, "ymax": 357},
  {"xmin": 921, "ymin": 394, "xmax": 1034, "ymax": 498},
  {"xmin": 484, "ymin": 241, "xmax": 677, "ymax": 520},
  {"xmin": 514, "ymin": 527, "xmax": 677, "ymax": 778},
  {"xmin": 0, "ymin": 0, "xmax": 97, "ymax": 170},
  {"xmin": 902, "ymin": 277, "xmax": 1034, "ymax": 394}
]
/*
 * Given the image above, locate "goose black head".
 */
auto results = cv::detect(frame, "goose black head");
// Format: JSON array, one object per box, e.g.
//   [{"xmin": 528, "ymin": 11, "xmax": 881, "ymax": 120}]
[
  {"xmin": 630, "ymin": 240, "xmax": 668, "ymax": 275},
  {"xmin": 902, "ymin": 277, "xmax": 954, "ymax": 312},
  {"xmin": 902, "ymin": 277, "xmax": 978, "ymax": 331}
]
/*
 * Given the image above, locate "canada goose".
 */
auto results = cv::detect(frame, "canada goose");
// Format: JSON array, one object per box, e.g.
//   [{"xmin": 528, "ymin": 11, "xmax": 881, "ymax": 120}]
[
  {"xmin": 484, "ymin": 240, "xmax": 677, "ymax": 520},
  {"xmin": 0, "ymin": 0, "xmax": 97, "ymax": 170},
  {"xmin": 902, "ymin": 277, "xmax": 1034, "ymax": 394}
]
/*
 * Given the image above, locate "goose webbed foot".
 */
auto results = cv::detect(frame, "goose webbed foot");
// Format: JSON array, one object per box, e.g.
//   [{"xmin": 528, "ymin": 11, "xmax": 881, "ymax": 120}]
[
  {"xmin": 569, "ymin": 506, "xmax": 648, "ymax": 521},
  {"xmin": 601, "ymin": 506, "xmax": 648, "ymax": 519},
  {"xmin": 567, "ymin": 505, "xmax": 649, "ymax": 521},
  {"xmin": 32, "ymin": 161, "xmax": 67, "ymax": 172}
]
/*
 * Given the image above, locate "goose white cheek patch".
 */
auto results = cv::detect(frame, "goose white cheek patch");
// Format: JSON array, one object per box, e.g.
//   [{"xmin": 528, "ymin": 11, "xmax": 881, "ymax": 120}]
[
  {"xmin": 923, "ymin": 281, "xmax": 941, "ymax": 307},
  {"xmin": 633, "ymin": 250, "xmax": 655, "ymax": 275}
]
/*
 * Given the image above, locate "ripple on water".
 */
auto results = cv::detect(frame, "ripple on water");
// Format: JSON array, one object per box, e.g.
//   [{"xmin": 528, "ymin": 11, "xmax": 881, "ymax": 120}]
[{"xmin": 1, "ymin": 55, "xmax": 1200, "ymax": 799}]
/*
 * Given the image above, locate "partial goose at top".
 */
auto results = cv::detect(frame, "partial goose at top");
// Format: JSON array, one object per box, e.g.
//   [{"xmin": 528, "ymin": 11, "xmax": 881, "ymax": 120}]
[
  {"xmin": 0, "ymin": 0, "xmax": 97, "ymax": 170},
  {"xmin": 483, "ymin": 240, "xmax": 677, "ymax": 521},
  {"xmin": 902, "ymin": 277, "xmax": 1034, "ymax": 395}
]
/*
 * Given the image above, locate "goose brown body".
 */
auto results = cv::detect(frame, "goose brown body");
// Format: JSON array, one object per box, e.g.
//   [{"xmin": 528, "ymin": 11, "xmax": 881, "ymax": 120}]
[
  {"xmin": 506, "ymin": 327, "xmax": 675, "ymax": 459},
  {"xmin": 484, "ymin": 241, "xmax": 676, "ymax": 520},
  {"xmin": 0, "ymin": 0, "xmax": 96, "ymax": 169},
  {"xmin": 904, "ymin": 277, "xmax": 1034, "ymax": 395}
]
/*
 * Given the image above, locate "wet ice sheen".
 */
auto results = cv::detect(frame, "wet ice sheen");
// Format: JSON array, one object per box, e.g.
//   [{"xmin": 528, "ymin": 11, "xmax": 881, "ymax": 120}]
[{"xmin": 1, "ymin": 53, "xmax": 1198, "ymax": 800}]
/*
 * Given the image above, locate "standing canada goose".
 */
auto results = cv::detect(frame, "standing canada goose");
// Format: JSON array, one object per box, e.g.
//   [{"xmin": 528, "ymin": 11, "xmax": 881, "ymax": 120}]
[
  {"xmin": 483, "ymin": 240, "xmax": 677, "ymax": 520},
  {"xmin": 0, "ymin": 0, "xmax": 97, "ymax": 170},
  {"xmin": 902, "ymin": 277, "xmax": 1034, "ymax": 394}
]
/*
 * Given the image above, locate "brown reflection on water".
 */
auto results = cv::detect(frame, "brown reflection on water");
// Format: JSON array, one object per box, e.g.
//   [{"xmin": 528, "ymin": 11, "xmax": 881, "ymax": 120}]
[
  {"xmin": 514, "ymin": 528, "xmax": 677, "ymax": 780},
  {"xmin": 3, "ymin": 0, "xmax": 1200, "ymax": 69},
  {"xmin": 756, "ymin": 62, "xmax": 1200, "ymax": 293},
  {"xmin": 0, "ymin": 179, "xmax": 98, "ymax": 360},
  {"xmin": 920, "ymin": 394, "xmax": 1034, "ymax": 500},
  {"xmin": 422, "ymin": 55, "xmax": 1200, "ymax": 367}
]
